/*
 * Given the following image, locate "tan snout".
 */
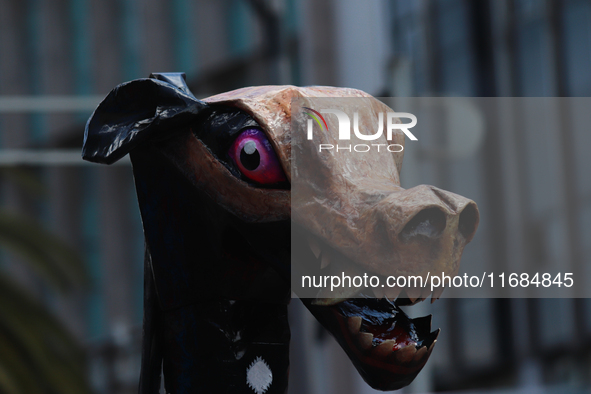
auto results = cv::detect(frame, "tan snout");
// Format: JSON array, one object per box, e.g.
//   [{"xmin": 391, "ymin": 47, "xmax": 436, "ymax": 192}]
[
  {"xmin": 364, "ymin": 185, "xmax": 479, "ymax": 277},
  {"xmin": 293, "ymin": 179, "xmax": 479, "ymax": 280}
]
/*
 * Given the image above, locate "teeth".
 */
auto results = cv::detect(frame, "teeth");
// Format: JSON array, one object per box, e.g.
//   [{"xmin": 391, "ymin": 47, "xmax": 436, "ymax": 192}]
[
  {"xmin": 412, "ymin": 346, "xmax": 428, "ymax": 363},
  {"xmin": 347, "ymin": 316, "xmax": 362, "ymax": 335},
  {"xmin": 384, "ymin": 286, "xmax": 401, "ymax": 301},
  {"xmin": 431, "ymin": 286, "xmax": 445, "ymax": 303},
  {"xmin": 432, "ymin": 328, "xmax": 441, "ymax": 342},
  {"xmin": 406, "ymin": 286, "xmax": 421, "ymax": 303},
  {"xmin": 427, "ymin": 329, "xmax": 441, "ymax": 354},
  {"xmin": 314, "ymin": 257, "xmax": 366, "ymax": 304},
  {"xmin": 320, "ymin": 252, "xmax": 331, "ymax": 269},
  {"xmin": 372, "ymin": 286, "xmax": 385, "ymax": 299},
  {"xmin": 357, "ymin": 332, "xmax": 374, "ymax": 350},
  {"xmin": 428, "ymin": 339, "xmax": 437, "ymax": 354},
  {"xmin": 394, "ymin": 345, "xmax": 417, "ymax": 364},
  {"xmin": 373, "ymin": 339, "xmax": 397, "ymax": 359},
  {"xmin": 308, "ymin": 237, "xmax": 321, "ymax": 259},
  {"xmin": 420, "ymin": 286, "xmax": 432, "ymax": 301},
  {"xmin": 312, "ymin": 297, "xmax": 347, "ymax": 306}
]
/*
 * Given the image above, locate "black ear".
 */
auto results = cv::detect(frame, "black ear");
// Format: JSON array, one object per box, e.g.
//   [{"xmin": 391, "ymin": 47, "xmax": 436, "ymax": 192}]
[{"xmin": 82, "ymin": 73, "xmax": 208, "ymax": 164}]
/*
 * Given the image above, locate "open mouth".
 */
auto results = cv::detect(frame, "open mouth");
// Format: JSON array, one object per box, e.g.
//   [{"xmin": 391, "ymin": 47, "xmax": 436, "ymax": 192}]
[
  {"xmin": 293, "ymin": 230, "xmax": 444, "ymax": 390},
  {"xmin": 304, "ymin": 292, "xmax": 439, "ymax": 390},
  {"xmin": 335, "ymin": 295, "xmax": 439, "ymax": 366}
]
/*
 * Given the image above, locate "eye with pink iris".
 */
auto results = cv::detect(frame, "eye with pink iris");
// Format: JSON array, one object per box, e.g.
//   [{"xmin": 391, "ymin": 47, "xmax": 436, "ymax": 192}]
[{"xmin": 228, "ymin": 128, "xmax": 287, "ymax": 185}]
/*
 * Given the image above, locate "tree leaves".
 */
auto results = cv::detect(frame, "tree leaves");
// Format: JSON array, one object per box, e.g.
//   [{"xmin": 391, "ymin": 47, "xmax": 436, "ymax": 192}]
[
  {"xmin": 0, "ymin": 274, "xmax": 92, "ymax": 394},
  {"xmin": 0, "ymin": 211, "xmax": 88, "ymax": 293},
  {"xmin": 0, "ymin": 168, "xmax": 93, "ymax": 393}
]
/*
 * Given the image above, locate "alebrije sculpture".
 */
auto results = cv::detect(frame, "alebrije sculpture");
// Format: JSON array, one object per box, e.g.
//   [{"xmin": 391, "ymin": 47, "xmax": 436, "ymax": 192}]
[{"xmin": 83, "ymin": 73, "xmax": 478, "ymax": 393}]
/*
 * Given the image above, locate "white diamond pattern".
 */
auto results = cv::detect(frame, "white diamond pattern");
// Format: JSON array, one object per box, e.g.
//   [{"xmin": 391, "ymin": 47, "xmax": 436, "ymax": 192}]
[{"xmin": 246, "ymin": 356, "xmax": 273, "ymax": 394}]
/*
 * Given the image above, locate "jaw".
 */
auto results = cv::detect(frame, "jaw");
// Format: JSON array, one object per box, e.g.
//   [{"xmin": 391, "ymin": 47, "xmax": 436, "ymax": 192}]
[
  {"xmin": 291, "ymin": 220, "xmax": 475, "ymax": 391},
  {"xmin": 303, "ymin": 295, "xmax": 439, "ymax": 391}
]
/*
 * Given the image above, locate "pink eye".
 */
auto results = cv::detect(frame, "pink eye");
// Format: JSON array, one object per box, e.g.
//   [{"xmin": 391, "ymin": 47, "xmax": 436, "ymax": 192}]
[{"xmin": 228, "ymin": 128, "xmax": 287, "ymax": 185}]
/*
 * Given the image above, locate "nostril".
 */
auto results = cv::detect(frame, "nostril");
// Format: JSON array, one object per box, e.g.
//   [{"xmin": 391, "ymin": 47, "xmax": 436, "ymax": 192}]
[
  {"xmin": 399, "ymin": 207, "xmax": 446, "ymax": 242},
  {"xmin": 459, "ymin": 203, "xmax": 479, "ymax": 241}
]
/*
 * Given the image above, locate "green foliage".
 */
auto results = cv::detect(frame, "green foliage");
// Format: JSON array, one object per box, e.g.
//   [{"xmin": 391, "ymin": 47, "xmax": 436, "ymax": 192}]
[
  {"xmin": 0, "ymin": 212, "xmax": 88, "ymax": 292},
  {"xmin": 0, "ymin": 168, "xmax": 93, "ymax": 394}
]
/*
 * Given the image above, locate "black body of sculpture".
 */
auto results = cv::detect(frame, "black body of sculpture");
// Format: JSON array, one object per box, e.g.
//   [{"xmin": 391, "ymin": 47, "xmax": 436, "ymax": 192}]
[{"xmin": 84, "ymin": 73, "xmax": 291, "ymax": 393}]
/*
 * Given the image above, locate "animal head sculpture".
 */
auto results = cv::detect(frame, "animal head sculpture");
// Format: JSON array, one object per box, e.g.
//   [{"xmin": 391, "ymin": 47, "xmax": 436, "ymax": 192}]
[{"xmin": 83, "ymin": 73, "xmax": 478, "ymax": 392}]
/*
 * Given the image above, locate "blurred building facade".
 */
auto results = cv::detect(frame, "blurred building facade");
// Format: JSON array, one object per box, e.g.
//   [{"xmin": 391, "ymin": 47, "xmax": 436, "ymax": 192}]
[{"xmin": 0, "ymin": 0, "xmax": 590, "ymax": 393}]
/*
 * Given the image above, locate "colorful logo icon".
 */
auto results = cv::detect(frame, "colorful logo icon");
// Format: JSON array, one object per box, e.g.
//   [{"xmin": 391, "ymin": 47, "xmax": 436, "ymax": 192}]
[{"xmin": 303, "ymin": 107, "xmax": 328, "ymax": 132}]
